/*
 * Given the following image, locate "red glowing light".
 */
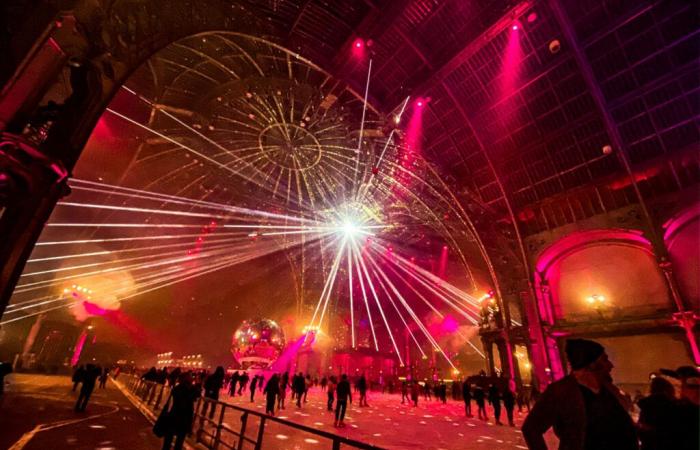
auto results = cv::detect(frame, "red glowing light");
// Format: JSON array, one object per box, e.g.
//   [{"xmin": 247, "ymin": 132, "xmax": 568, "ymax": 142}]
[
  {"xmin": 83, "ymin": 300, "xmax": 108, "ymax": 316},
  {"xmin": 527, "ymin": 12, "xmax": 537, "ymax": 23},
  {"xmin": 416, "ymin": 100, "xmax": 423, "ymax": 107},
  {"xmin": 353, "ymin": 38, "xmax": 364, "ymax": 49},
  {"xmin": 512, "ymin": 24, "xmax": 519, "ymax": 31}
]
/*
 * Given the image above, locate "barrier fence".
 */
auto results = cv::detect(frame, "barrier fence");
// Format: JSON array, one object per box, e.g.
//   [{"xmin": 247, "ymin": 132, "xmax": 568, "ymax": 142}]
[{"xmin": 117, "ymin": 374, "xmax": 384, "ymax": 450}]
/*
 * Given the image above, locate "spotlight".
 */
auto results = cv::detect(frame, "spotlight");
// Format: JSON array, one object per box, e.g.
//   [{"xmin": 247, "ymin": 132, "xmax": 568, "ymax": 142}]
[
  {"xmin": 353, "ymin": 38, "xmax": 364, "ymax": 49},
  {"xmin": 416, "ymin": 100, "xmax": 423, "ymax": 107},
  {"xmin": 512, "ymin": 23, "xmax": 519, "ymax": 31},
  {"xmin": 342, "ymin": 221, "xmax": 359, "ymax": 237}
]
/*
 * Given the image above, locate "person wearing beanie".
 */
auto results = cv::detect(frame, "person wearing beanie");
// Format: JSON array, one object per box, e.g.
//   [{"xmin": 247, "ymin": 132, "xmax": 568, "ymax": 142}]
[{"xmin": 522, "ymin": 338, "xmax": 638, "ymax": 450}]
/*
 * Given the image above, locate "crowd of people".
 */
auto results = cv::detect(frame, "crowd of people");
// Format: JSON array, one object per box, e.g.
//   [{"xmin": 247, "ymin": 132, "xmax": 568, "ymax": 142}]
[
  {"xmin": 79, "ymin": 337, "xmax": 698, "ymax": 450},
  {"xmin": 226, "ymin": 370, "xmax": 356, "ymax": 427},
  {"xmin": 214, "ymin": 367, "xmax": 535, "ymax": 430}
]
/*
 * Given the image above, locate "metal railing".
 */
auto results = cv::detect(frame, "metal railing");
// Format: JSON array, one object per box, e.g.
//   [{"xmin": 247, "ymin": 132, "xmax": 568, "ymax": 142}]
[{"xmin": 118, "ymin": 374, "xmax": 384, "ymax": 450}]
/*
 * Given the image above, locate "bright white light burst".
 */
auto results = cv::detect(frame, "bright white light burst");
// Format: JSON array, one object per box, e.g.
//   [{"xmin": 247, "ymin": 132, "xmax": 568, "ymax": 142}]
[{"xmin": 341, "ymin": 220, "xmax": 359, "ymax": 237}]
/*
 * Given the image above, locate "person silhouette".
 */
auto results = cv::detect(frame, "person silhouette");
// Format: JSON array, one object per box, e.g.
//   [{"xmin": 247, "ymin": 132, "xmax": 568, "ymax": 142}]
[
  {"xmin": 0, "ymin": 361, "xmax": 12, "ymax": 396},
  {"xmin": 462, "ymin": 379, "xmax": 473, "ymax": 417},
  {"xmin": 293, "ymin": 372, "xmax": 305, "ymax": 408},
  {"xmin": 238, "ymin": 371, "xmax": 249, "ymax": 395},
  {"xmin": 75, "ymin": 364, "xmax": 99, "ymax": 412},
  {"xmin": 334, "ymin": 374, "xmax": 352, "ymax": 427},
  {"xmin": 263, "ymin": 374, "xmax": 280, "ymax": 416},
  {"xmin": 503, "ymin": 381, "xmax": 516, "ymax": 426},
  {"xmin": 358, "ymin": 373, "xmax": 368, "ymax": 407},
  {"xmin": 326, "ymin": 376, "xmax": 336, "ymax": 411},
  {"xmin": 201, "ymin": 366, "xmax": 225, "ymax": 420},
  {"xmin": 473, "ymin": 384, "xmax": 487, "ymax": 420},
  {"xmin": 161, "ymin": 372, "xmax": 200, "ymax": 450},
  {"xmin": 72, "ymin": 365, "xmax": 85, "ymax": 392},
  {"xmin": 522, "ymin": 339, "xmax": 637, "ymax": 450},
  {"xmin": 249, "ymin": 374, "xmax": 259, "ymax": 402},
  {"xmin": 229, "ymin": 371, "xmax": 239, "ymax": 397},
  {"xmin": 278, "ymin": 372, "xmax": 288, "ymax": 409},
  {"xmin": 488, "ymin": 383, "xmax": 502, "ymax": 425},
  {"xmin": 99, "ymin": 367, "xmax": 109, "ymax": 389},
  {"xmin": 410, "ymin": 381, "xmax": 420, "ymax": 407}
]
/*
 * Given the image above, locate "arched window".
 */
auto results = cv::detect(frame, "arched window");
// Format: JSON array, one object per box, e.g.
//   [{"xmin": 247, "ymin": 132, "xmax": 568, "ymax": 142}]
[{"xmin": 535, "ymin": 229, "xmax": 671, "ymax": 323}]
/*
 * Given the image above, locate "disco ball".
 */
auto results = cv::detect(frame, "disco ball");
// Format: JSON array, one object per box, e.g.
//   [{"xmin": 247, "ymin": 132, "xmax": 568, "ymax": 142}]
[{"xmin": 231, "ymin": 318, "xmax": 286, "ymax": 369}]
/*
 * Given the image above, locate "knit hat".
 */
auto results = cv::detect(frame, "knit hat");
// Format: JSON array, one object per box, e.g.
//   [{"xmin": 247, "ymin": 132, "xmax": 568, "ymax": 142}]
[{"xmin": 565, "ymin": 339, "xmax": 605, "ymax": 370}]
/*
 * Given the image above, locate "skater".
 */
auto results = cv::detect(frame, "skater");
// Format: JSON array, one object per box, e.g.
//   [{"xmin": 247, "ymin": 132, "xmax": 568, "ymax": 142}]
[
  {"xmin": 99, "ymin": 367, "xmax": 109, "ymax": 389},
  {"xmin": 462, "ymin": 379, "xmax": 472, "ymax": 417},
  {"xmin": 293, "ymin": 372, "xmax": 305, "ymax": 408},
  {"xmin": 75, "ymin": 364, "xmax": 99, "ymax": 412},
  {"xmin": 439, "ymin": 380, "xmax": 447, "ymax": 404},
  {"xmin": 303, "ymin": 374, "xmax": 311, "ymax": 403},
  {"xmin": 410, "ymin": 381, "xmax": 420, "ymax": 407},
  {"xmin": 228, "ymin": 371, "xmax": 240, "ymax": 397},
  {"xmin": 474, "ymin": 384, "xmax": 487, "ymax": 420},
  {"xmin": 423, "ymin": 380, "xmax": 432, "ymax": 401},
  {"xmin": 201, "ymin": 366, "xmax": 225, "ymax": 420},
  {"xmin": 488, "ymin": 383, "xmax": 502, "ymax": 425},
  {"xmin": 358, "ymin": 373, "xmax": 368, "ymax": 407},
  {"xmin": 237, "ymin": 371, "xmax": 249, "ymax": 396},
  {"xmin": 263, "ymin": 374, "xmax": 279, "ymax": 416},
  {"xmin": 327, "ymin": 376, "xmax": 336, "ymax": 411},
  {"xmin": 503, "ymin": 382, "xmax": 516, "ymax": 426},
  {"xmin": 278, "ymin": 372, "xmax": 288, "ymax": 409},
  {"xmin": 160, "ymin": 372, "xmax": 200, "ymax": 450},
  {"xmin": 249, "ymin": 375, "xmax": 259, "ymax": 402},
  {"xmin": 401, "ymin": 380, "xmax": 409, "ymax": 404},
  {"xmin": 72, "ymin": 365, "xmax": 85, "ymax": 392},
  {"xmin": 334, "ymin": 374, "xmax": 352, "ymax": 427}
]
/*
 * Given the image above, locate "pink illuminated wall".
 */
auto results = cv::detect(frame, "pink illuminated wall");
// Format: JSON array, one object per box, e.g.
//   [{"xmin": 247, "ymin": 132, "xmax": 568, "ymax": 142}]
[
  {"xmin": 547, "ymin": 245, "xmax": 670, "ymax": 320},
  {"xmin": 536, "ymin": 230, "xmax": 671, "ymax": 322},
  {"xmin": 665, "ymin": 206, "xmax": 700, "ymax": 310}
]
